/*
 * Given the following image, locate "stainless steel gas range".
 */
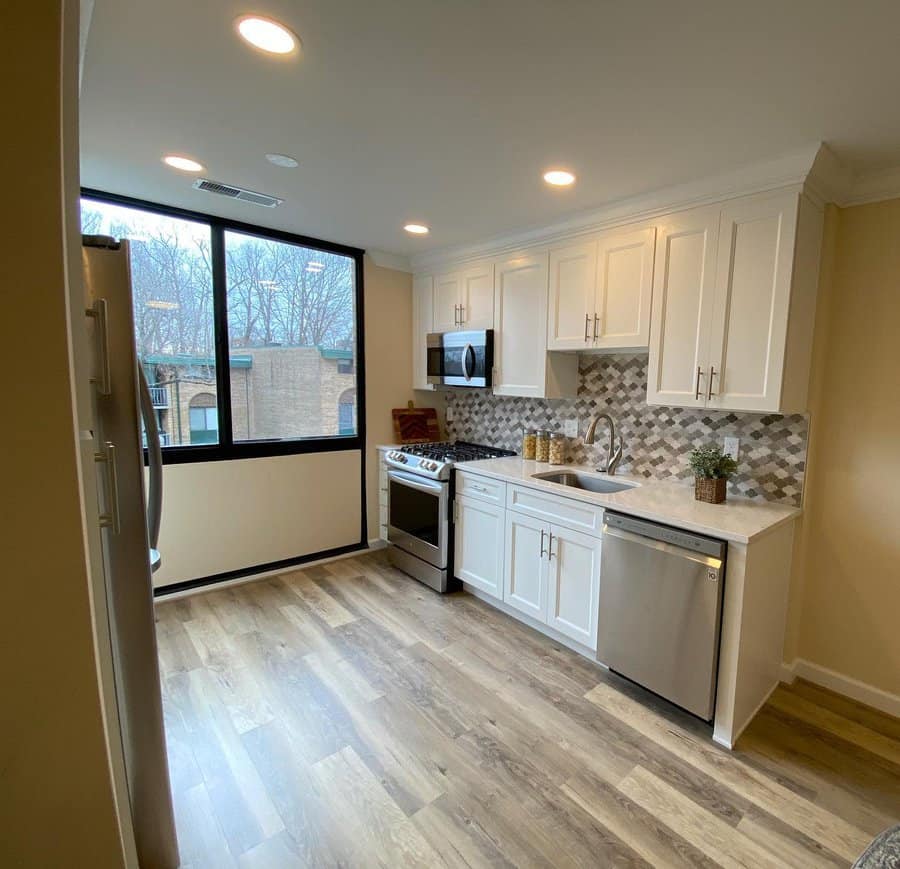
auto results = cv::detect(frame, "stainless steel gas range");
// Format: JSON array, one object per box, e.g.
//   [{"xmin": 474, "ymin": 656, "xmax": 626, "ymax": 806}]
[{"xmin": 384, "ymin": 441, "xmax": 515, "ymax": 592}]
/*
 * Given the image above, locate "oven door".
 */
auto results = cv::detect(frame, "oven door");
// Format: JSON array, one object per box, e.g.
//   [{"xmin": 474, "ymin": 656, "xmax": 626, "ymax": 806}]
[{"xmin": 387, "ymin": 469, "xmax": 448, "ymax": 568}]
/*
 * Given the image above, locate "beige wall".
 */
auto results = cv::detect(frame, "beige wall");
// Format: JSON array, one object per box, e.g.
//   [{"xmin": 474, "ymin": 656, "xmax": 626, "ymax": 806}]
[
  {"xmin": 0, "ymin": 2, "xmax": 126, "ymax": 865},
  {"xmin": 153, "ymin": 451, "xmax": 362, "ymax": 586},
  {"xmin": 363, "ymin": 257, "xmax": 444, "ymax": 538},
  {"xmin": 787, "ymin": 198, "xmax": 900, "ymax": 696}
]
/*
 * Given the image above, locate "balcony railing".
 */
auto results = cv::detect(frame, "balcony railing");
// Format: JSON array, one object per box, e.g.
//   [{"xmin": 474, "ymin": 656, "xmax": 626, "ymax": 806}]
[{"xmin": 149, "ymin": 385, "xmax": 169, "ymax": 409}]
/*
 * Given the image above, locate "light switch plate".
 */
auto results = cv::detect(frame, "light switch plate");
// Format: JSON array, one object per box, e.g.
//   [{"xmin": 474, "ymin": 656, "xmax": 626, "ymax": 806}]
[
  {"xmin": 564, "ymin": 418, "xmax": 579, "ymax": 437},
  {"xmin": 445, "ymin": 406, "xmax": 455, "ymax": 422},
  {"xmin": 723, "ymin": 437, "xmax": 740, "ymax": 461}
]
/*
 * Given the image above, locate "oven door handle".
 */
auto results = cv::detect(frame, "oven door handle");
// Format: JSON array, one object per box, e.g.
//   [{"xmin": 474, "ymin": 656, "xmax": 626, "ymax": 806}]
[{"xmin": 387, "ymin": 469, "xmax": 446, "ymax": 494}]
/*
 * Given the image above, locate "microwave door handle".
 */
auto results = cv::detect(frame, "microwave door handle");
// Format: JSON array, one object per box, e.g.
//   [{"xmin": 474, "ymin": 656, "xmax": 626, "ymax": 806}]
[{"xmin": 462, "ymin": 343, "xmax": 474, "ymax": 382}]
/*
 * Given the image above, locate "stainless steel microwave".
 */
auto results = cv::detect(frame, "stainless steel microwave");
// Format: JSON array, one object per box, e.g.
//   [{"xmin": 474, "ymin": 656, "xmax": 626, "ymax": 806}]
[{"xmin": 426, "ymin": 329, "xmax": 493, "ymax": 388}]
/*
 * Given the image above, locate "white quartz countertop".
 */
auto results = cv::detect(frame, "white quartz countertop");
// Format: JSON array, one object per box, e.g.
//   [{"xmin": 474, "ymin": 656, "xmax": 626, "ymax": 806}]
[{"xmin": 455, "ymin": 457, "xmax": 800, "ymax": 544}]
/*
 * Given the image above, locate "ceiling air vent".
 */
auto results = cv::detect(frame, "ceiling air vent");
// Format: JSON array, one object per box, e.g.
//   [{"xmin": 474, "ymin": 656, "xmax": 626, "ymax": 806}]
[{"xmin": 192, "ymin": 178, "xmax": 283, "ymax": 208}]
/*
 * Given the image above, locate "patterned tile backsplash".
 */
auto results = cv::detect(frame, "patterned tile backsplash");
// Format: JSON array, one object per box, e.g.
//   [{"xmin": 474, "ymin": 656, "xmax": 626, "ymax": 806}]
[{"xmin": 445, "ymin": 354, "xmax": 808, "ymax": 505}]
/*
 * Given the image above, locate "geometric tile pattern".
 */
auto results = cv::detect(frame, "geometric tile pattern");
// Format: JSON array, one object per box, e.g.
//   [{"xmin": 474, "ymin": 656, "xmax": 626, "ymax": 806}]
[{"xmin": 444, "ymin": 354, "xmax": 808, "ymax": 505}]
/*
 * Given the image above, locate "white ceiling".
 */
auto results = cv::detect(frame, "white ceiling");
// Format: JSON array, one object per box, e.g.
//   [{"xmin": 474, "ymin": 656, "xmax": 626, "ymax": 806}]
[{"xmin": 80, "ymin": 0, "xmax": 900, "ymax": 259}]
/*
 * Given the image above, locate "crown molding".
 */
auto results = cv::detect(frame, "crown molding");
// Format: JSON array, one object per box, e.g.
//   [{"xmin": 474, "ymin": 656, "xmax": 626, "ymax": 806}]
[
  {"xmin": 365, "ymin": 249, "xmax": 412, "ymax": 273},
  {"xmin": 842, "ymin": 165, "xmax": 900, "ymax": 207},
  {"xmin": 411, "ymin": 144, "xmax": 822, "ymax": 272},
  {"xmin": 806, "ymin": 143, "xmax": 900, "ymax": 209}
]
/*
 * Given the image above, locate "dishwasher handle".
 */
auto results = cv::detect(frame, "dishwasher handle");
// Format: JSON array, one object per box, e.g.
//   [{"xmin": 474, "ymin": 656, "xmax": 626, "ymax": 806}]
[
  {"xmin": 602, "ymin": 523, "xmax": 723, "ymax": 571},
  {"xmin": 603, "ymin": 510, "xmax": 727, "ymax": 560}
]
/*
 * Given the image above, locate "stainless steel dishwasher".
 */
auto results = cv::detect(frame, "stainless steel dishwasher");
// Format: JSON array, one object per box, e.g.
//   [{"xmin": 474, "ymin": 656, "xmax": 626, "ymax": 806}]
[{"xmin": 597, "ymin": 511, "xmax": 727, "ymax": 721}]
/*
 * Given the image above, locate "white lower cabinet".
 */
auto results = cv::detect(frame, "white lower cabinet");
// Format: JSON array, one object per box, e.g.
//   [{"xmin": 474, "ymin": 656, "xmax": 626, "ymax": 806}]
[
  {"xmin": 503, "ymin": 511, "xmax": 549, "ymax": 620},
  {"xmin": 545, "ymin": 524, "xmax": 602, "ymax": 649},
  {"xmin": 501, "ymin": 508, "xmax": 602, "ymax": 650},
  {"xmin": 454, "ymin": 494, "xmax": 505, "ymax": 599}
]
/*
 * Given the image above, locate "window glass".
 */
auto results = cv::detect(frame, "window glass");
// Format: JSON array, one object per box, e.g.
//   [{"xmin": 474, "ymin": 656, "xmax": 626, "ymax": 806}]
[
  {"xmin": 224, "ymin": 230, "xmax": 358, "ymax": 441},
  {"xmin": 81, "ymin": 199, "xmax": 217, "ymax": 448}
]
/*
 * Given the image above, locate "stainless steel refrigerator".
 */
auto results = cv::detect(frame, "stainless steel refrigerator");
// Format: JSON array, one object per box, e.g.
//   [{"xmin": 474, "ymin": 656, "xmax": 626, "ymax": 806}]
[{"xmin": 82, "ymin": 235, "xmax": 179, "ymax": 868}]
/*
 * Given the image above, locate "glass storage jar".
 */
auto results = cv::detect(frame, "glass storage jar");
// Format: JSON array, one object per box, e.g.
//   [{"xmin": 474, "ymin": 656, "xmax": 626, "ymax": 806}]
[
  {"xmin": 549, "ymin": 432, "xmax": 566, "ymax": 465},
  {"xmin": 535, "ymin": 430, "xmax": 550, "ymax": 463},
  {"xmin": 521, "ymin": 428, "xmax": 537, "ymax": 460}
]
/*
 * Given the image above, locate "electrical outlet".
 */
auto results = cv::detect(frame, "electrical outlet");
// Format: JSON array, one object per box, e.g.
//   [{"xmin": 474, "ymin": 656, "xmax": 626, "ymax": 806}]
[
  {"xmin": 723, "ymin": 437, "xmax": 740, "ymax": 461},
  {"xmin": 445, "ymin": 406, "xmax": 455, "ymax": 422},
  {"xmin": 564, "ymin": 418, "xmax": 579, "ymax": 437}
]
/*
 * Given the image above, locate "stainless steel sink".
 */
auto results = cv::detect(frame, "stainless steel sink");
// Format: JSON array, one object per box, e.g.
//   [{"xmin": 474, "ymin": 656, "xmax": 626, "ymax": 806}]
[{"xmin": 532, "ymin": 470, "xmax": 638, "ymax": 494}]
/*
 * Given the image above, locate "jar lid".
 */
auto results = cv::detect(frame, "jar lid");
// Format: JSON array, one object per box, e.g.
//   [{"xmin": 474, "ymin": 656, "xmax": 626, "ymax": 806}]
[{"xmin": 551, "ymin": 431, "xmax": 566, "ymax": 439}]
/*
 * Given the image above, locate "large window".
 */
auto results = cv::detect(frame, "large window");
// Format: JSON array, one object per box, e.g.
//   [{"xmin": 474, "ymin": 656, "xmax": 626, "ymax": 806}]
[{"xmin": 81, "ymin": 192, "xmax": 364, "ymax": 462}]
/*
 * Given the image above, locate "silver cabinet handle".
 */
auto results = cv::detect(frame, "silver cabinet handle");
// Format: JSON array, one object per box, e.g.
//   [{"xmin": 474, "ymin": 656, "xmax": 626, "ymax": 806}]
[
  {"xmin": 454, "ymin": 304, "xmax": 458, "ymax": 325},
  {"xmin": 708, "ymin": 366, "xmax": 717, "ymax": 400},
  {"xmin": 85, "ymin": 299, "xmax": 111, "ymax": 395},
  {"xmin": 593, "ymin": 314, "xmax": 600, "ymax": 340},
  {"xmin": 548, "ymin": 532, "xmax": 557, "ymax": 560},
  {"xmin": 584, "ymin": 313, "xmax": 591, "ymax": 342},
  {"xmin": 695, "ymin": 366, "xmax": 705, "ymax": 400},
  {"xmin": 458, "ymin": 304, "xmax": 465, "ymax": 324},
  {"xmin": 470, "ymin": 483, "xmax": 488, "ymax": 492},
  {"xmin": 540, "ymin": 528, "xmax": 548, "ymax": 557},
  {"xmin": 95, "ymin": 441, "xmax": 121, "ymax": 534}
]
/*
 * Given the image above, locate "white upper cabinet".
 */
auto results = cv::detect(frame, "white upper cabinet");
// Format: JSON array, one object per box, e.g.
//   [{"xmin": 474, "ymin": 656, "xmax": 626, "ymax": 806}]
[
  {"xmin": 432, "ymin": 262, "xmax": 494, "ymax": 332},
  {"xmin": 493, "ymin": 252, "xmax": 577, "ymax": 399},
  {"xmin": 412, "ymin": 274, "xmax": 434, "ymax": 391},
  {"xmin": 646, "ymin": 206, "xmax": 721, "ymax": 408},
  {"xmin": 547, "ymin": 226, "xmax": 655, "ymax": 352},
  {"xmin": 647, "ymin": 190, "xmax": 818, "ymax": 414},
  {"xmin": 706, "ymin": 194, "xmax": 798, "ymax": 412},
  {"xmin": 548, "ymin": 240, "xmax": 598, "ymax": 350},
  {"xmin": 433, "ymin": 271, "xmax": 462, "ymax": 333},
  {"xmin": 594, "ymin": 226, "xmax": 656, "ymax": 350},
  {"xmin": 460, "ymin": 261, "xmax": 495, "ymax": 330}
]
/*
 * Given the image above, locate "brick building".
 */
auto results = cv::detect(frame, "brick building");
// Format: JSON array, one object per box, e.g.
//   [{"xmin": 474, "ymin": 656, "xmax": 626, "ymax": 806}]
[{"xmin": 144, "ymin": 346, "xmax": 356, "ymax": 446}]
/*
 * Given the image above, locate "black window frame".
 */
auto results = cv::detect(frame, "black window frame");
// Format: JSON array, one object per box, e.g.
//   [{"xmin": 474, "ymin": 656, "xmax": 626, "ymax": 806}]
[{"xmin": 82, "ymin": 188, "xmax": 367, "ymax": 466}]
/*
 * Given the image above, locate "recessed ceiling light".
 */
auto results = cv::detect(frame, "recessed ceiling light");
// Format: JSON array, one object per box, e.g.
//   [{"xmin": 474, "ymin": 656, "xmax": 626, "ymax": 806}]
[
  {"xmin": 543, "ymin": 169, "xmax": 576, "ymax": 187},
  {"xmin": 163, "ymin": 154, "xmax": 205, "ymax": 173},
  {"xmin": 236, "ymin": 15, "xmax": 299, "ymax": 55},
  {"xmin": 404, "ymin": 223, "xmax": 429, "ymax": 235},
  {"xmin": 265, "ymin": 152, "xmax": 299, "ymax": 168}
]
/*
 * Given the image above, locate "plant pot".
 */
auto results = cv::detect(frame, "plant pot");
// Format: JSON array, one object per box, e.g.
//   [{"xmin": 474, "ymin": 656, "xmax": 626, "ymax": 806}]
[{"xmin": 695, "ymin": 476, "xmax": 727, "ymax": 504}]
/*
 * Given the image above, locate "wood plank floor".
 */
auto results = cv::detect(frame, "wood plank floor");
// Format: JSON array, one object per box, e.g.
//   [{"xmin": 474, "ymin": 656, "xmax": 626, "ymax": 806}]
[{"xmin": 155, "ymin": 550, "xmax": 900, "ymax": 868}]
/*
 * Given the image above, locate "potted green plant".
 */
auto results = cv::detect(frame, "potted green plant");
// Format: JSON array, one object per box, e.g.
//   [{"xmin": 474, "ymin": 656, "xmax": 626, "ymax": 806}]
[{"xmin": 688, "ymin": 446, "xmax": 738, "ymax": 504}]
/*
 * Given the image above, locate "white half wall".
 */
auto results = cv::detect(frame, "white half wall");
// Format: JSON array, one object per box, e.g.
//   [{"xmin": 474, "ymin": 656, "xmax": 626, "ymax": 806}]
[{"xmin": 152, "ymin": 450, "xmax": 362, "ymax": 587}]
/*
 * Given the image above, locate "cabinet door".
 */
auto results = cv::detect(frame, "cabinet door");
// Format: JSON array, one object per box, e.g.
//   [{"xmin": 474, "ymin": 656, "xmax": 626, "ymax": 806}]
[
  {"xmin": 547, "ymin": 241, "xmax": 597, "ymax": 350},
  {"xmin": 646, "ymin": 206, "xmax": 719, "ymax": 407},
  {"xmin": 546, "ymin": 524, "xmax": 602, "ymax": 650},
  {"xmin": 433, "ymin": 271, "xmax": 462, "ymax": 332},
  {"xmin": 454, "ymin": 495, "xmax": 505, "ymax": 599},
  {"xmin": 503, "ymin": 511, "xmax": 548, "ymax": 621},
  {"xmin": 412, "ymin": 274, "xmax": 434, "ymax": 391},
  {"xmin": 492, "ymin": 252, "xmax": 551, "ymax": 397},
  {"xmin": 595, "ymin": 226, "xmax": 656, "ymax": 350},
  {"xmin": 460, "ymin": 261, "xmax": 494, "ymax": 330},
  {"xmin": 706, "ymin": 193, "xmax": 798, "ymax": 412}
]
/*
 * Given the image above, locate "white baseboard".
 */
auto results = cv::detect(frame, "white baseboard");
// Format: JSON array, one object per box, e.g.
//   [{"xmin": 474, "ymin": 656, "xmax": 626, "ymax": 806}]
[
  {"xmin": 367, "ymin": 537, "xmax": 387, "ymax": 550},
  {"xmin": 780, "ymin": 658, "xmax": 900, "ymax": 719}
]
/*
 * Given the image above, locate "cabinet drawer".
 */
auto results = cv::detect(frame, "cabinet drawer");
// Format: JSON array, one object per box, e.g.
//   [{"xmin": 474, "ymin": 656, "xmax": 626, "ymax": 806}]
[
  {"xmin": 456, "ymin": 471, "xmax": 506, "ymax": 505},
  {"xmin": 507, "ymin": 484, "xmax": 604, "ymax": 536}
]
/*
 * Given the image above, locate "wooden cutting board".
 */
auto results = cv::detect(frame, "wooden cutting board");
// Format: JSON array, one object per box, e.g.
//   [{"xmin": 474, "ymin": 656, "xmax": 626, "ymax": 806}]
[{"xmin": 392, "ymin": 407, "xmax": 440, "ymax": 444}]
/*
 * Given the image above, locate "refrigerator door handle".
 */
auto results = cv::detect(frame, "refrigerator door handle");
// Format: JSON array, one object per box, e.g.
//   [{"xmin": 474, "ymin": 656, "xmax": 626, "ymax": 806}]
[
  {"xmin": 85, "ymin": 298, "xmax": 112, "ymax": 395},
  {"xmin": 95, "ymin": 441, "xmax": 121, "ymax": 534},
  {"xmin": 138, "ymin": 365, "xmax": 163, "ymax": 550}
]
